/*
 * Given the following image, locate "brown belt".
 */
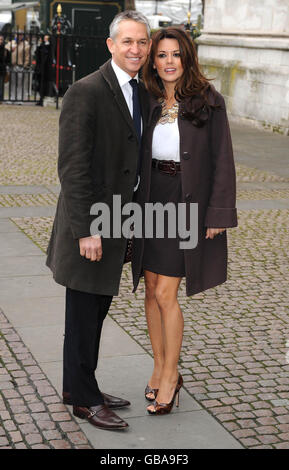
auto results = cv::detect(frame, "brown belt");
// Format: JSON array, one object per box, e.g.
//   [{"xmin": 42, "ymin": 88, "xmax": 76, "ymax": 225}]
[{"xmin": 152, "ymin": 159, "xmax": 181, "ymax": 176}]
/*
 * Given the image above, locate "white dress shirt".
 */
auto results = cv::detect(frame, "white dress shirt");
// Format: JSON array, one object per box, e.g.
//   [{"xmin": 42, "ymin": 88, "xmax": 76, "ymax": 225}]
[
  {"xmin": 152, "ymin": 120, "xmax": 180, "ymax": 162},
  {"xmin": 111, "ymin": 59, "xmax": 143, "ymax": 191},
  {"xmin": 111, "ymin": 59, "xmax": 139, "ymax": 119}
]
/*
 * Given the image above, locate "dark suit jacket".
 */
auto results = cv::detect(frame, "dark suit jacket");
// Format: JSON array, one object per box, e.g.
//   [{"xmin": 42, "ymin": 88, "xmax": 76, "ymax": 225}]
[
  {"xmin": 0, "ymin": 44, "xmax": 10, "ymax": 72},
  {"xmin": 46, "ymin": 60, "xmax": 149, "ymax": 295},
  {"xmin": 132, "ymin": 85, "xmax": 237, "ymax": 297}
]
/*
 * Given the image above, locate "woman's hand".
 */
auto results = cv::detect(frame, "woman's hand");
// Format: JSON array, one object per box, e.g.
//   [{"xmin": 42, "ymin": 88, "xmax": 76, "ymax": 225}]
[{"xmin": 205, "ymin": 228, "xmax": 226, "ymax": 239}]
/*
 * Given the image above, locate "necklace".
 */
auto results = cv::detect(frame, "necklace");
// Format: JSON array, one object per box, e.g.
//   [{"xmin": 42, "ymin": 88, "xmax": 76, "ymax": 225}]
[{"xmin": 158, "ymin": 98, "xmax": 179, "ymax": 125}]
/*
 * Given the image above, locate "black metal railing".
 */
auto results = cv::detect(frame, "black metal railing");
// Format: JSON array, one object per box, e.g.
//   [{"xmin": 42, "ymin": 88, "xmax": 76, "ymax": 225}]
[
  {"xmin": 0, "ymin": 29, "xmax": 108, "ymax": 107},
  {"xmin": 0, "ymin": 30, "xmax": 43, "ymax": 103}
]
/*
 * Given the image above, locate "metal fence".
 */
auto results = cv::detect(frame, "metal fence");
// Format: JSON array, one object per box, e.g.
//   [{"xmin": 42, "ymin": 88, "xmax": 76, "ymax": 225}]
[{"xmin": 0, "ymin": 30, "xmax": 108, "ymax": 106}]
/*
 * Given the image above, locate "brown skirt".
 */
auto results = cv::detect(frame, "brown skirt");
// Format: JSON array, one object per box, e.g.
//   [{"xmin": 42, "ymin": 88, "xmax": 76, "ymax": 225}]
[{"xmin": 142, "ymin": 167, "xmax": 185, "ymax": 277}]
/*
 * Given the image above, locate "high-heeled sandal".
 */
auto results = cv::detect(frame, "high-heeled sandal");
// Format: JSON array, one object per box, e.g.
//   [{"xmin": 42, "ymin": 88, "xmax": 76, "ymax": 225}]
[
  {"xmin": 145, "ymin": 384, "xmax": 159, "ymax": 402},
  {"xmin": 147, "ymin": 374, "xmax": 183, "ymax": 415}
]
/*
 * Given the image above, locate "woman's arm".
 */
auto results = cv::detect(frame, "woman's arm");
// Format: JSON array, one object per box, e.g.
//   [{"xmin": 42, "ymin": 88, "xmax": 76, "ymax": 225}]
[{"xmin": 204, "ymin": 94, "xmax": 238, "ymax": 229}]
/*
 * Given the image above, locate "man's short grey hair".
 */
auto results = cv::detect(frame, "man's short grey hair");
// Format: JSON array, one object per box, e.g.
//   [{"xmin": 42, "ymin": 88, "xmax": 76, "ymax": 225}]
[{"xmin": 109, "ymin": 10, "xmax": 151, "ymax": 40}]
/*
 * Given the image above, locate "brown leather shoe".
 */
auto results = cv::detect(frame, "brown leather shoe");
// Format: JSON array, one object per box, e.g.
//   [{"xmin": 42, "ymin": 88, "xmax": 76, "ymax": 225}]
[
  {"xmin": 73, "ymin": 404, "xmax": 129, "ymax": 430},
  {"xmin": 102, "ymin": 392, "xmax": 131, "ymax": 409},
  {"xmin": 63, "ymin": 391, "xmax": 130, "ymax": 409}
]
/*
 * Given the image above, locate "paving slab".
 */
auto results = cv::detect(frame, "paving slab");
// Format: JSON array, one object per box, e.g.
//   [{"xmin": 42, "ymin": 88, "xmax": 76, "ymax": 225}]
[
  {"xmin": 16, "ymin": 316, "xmax": 145, "ymax": 364},
  {"xmin": 0, "ymin": 275, "xmax": 63, "ymax": 301},
  {"xmin": 80, "ymin": 410, "xmax": 242, "ymax": 449},
  {"xmin": 0, "ymin": 255, "xmax": 49, "ymax": 278},
  {"xmin": 237, "ymin": 182, "xmax": 289, "ymax": 190},
  {"xmin": 0, "ymin": 296, "xmax": 65, "ymax": 327},
  {"xmin": 16, "ymin": 323, "xmax": 65, "ymax": 363},
  {"xmin": 0, "ymin": 185, "xmax": 52, "ymax": 195},
  {"xmin": 0, "ymin": 218, "xmax": 20, "ymax": 232},
  {"xmin": 0, "ymin": 207, "xmax": 56, "ymax": 218},
  {"xmin": 100, "ymin": 316, "xmax": 146, "ymax": 358},
  {"xmin": 236, "ymin": 199, "xmax": 289, "ymax": 209},
  {"xmin": 230, "ymin": 121, "xmax": 289, "ymax": 178},
  {"xmin": 45, "ymin": 184, "xmax": 61, "ymax": 195},
  {"xmin": 0, "ymin": 232, "xmax": 42, "ymax": 257}
]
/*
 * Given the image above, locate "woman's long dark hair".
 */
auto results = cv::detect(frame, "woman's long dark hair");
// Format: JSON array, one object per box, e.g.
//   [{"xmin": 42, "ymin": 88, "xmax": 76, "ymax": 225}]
[{"xmin": 143, "ymin": 27, "xmax": 211, "ymax": 102}]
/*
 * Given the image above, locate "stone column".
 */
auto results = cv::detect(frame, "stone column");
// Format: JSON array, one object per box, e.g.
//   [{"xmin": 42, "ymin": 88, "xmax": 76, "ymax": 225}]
[{"xmin": 196, "ymin": 0, "xmax": 289, "ymax": 134}]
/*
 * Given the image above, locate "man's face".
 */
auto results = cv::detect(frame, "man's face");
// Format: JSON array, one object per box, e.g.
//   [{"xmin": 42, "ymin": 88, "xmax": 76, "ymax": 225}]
[{"xmin": 106, "ymin": 20, "xmax": 151, "ymax": 77}]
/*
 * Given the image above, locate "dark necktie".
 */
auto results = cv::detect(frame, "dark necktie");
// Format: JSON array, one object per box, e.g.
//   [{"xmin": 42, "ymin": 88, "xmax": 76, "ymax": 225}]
[
  {"xmin": 129, "ymin": 78, "xmax": 142, "ymax": 188},
  {"xmin": 129, "ymin": 78, "xmax": 142, "ymax": 143}
]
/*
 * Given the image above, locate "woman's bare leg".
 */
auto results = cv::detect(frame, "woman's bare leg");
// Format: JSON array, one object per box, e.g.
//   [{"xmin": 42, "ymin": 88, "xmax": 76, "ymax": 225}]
[
  {"xmin": 144, "ymin": 270, "xmax": 165, "ymax": 398},
  {"xmin": 147, "ymin": 274, "xmax": 183, "ymax": 411}
]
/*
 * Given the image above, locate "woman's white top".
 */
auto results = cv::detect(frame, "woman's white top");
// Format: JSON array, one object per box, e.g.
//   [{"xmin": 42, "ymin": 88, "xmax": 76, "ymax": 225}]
[{"xmin": 151, "ymin": 119, "xmax": 180, "ymax": 162}]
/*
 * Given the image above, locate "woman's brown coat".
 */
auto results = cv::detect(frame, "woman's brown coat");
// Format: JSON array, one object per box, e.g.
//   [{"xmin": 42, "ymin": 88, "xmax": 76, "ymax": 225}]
[{"xmin": 132, "ymin": 85, "xmax": 238, "ymax": 296}]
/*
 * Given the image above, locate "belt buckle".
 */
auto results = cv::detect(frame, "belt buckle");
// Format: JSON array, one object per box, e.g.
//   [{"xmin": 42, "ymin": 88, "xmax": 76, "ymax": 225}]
[{"xmin": 169, "ymin": 161, "xmax": 177, "ymax": 176}]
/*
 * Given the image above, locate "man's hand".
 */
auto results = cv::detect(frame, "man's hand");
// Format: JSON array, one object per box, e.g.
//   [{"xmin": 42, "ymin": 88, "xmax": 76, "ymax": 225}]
[
  {"xmin": 205, "ymin": 228, "xmax": 226, "ymax": 239},
  {"xmin": 79, "ymin": 235, "xmax": 102, "ymax": 261}
]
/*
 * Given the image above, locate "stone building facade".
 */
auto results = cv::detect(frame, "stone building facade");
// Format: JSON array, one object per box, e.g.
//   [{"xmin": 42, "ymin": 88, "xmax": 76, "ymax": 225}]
[{"xmin": 197, "ymin": 0, "xmax": 289, "ymax": 134}]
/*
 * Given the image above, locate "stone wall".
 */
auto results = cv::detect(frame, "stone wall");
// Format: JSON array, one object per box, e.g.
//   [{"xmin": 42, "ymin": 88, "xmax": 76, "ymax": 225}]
[{"xmin": 196, "ymin": 0, "xmax": 289, "ymax": 134}]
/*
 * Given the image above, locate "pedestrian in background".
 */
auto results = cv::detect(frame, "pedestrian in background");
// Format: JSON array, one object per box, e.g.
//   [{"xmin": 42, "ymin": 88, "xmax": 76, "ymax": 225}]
[
  {"xmin": 34, "ymin": 34, "xmax": 54, "ymax": 106},
  {"xmin": 6, "ymin": 31, "xmax": 31, "ymax": 101},
  {"xmin": 0, "ymin": 34, "xmax": 10, "ymax": 102}
]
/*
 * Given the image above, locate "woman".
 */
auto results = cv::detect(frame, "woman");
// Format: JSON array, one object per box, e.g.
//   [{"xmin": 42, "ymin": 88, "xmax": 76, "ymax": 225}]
[{"xmin": 131, "ymin": 27, "xmax": 237, "ymax": 415}]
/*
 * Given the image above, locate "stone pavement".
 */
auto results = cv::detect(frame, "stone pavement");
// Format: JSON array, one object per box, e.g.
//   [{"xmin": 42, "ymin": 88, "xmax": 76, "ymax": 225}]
[{"xmin": 0, "ymin": 104, "xmax": 288, "ymax": 449}]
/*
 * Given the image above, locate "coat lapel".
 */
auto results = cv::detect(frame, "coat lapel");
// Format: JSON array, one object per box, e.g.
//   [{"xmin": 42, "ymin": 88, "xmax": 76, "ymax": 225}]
[
  {"xmin": 138, "ymin": 81, "xmax": 149, "ymax": 128},
  {"xmin": 147, "ymin": 94, "xmax": 162, "ymax": 127},
  {"xmin": 99, "ymin": 60, "xmax": 139, "ymax": 142}
]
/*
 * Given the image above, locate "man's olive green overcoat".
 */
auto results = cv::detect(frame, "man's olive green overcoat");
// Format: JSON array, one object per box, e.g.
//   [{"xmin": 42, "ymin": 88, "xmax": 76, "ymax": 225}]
[{"xmin": 46, "ymin": 60, "xmax": 148, "ymax": 295}]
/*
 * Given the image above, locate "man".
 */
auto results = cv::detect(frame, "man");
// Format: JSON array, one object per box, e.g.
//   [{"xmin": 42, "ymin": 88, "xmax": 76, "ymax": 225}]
[
  {"xmin": 6, "ymin": 31, "xmax": 31, "ymax": 101},
  {"xmin": 46, "ymin": 11, "xmax": 151, "ymax": 430},
  {"xmin": 34, "ymin": 34, "xmax": 54, "ymax": 106}
]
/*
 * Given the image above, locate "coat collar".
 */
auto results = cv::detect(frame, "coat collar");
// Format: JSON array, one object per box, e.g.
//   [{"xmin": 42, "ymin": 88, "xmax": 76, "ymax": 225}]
[
  {"xmin": 99, "ymin": 59, "xmax": 148, "ymax": 143},
  {"xmin": 147, "ymin": 94, "xmax": 162, "ymax": 127}
]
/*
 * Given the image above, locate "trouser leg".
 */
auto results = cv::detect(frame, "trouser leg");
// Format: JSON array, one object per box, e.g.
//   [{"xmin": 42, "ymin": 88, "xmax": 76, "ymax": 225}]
[
  {"xmin": 63, "ymin": 287, "xmax": 112, "ymax": 407},
  {"xmin": 16, "ymin": 71, "xmax": 23, "ymax": 100},
  {"xmin": 10, "ymin": 70, "xmax": 16, "ymax": 100}
]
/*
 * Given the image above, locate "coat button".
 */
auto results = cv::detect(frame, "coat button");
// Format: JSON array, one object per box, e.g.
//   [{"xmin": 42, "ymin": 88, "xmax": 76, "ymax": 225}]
[
  {"xmin": 124, "ymin": 169, "xmax": 130, "ymax": 175},
  {"xmin": 182, "ymin": 151, "xmax": 190, "ymax": 160},
  {"xmin": 185, "ymin": 193, "xmax": 192, "ymax": 201},
  {"xmin": 128, "ymin": 133, "xmax": 134, "ymax": 141}
]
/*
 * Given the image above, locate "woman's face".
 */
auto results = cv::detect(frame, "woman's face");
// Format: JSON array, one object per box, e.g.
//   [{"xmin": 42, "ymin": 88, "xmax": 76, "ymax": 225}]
[{"xmin": 154, "ymin": 38, "xmax": 184, "ymax": 88}]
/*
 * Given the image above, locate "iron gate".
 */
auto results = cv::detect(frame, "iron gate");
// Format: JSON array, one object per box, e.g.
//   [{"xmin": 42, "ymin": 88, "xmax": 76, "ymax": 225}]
[{"xmin": 0, "ymin": 30, "xmax": 108, "ymax": 105}]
